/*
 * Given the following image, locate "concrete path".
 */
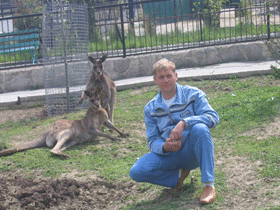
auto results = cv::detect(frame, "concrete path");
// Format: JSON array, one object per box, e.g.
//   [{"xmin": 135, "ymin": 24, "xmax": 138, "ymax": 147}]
[{"xmin": 0, "ymin": 60, "xmax": 278, "ymax": 109}]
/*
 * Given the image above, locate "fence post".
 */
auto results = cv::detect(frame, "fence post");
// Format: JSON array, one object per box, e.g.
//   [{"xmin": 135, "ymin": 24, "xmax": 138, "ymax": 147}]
[
  {"xmin": 200, "ymin": 14, "xmax": 203, "ymax": 42},
  {"xmin": 120, "ymin": 5, "xmax": 126, "ymax": 57},
  {"xmin": 266, "ymin": 1, "xmax": 270, "ymax": 40},
  {"xmin": 174, "ymin": 0, "xmax": 177, "ymax": 30},
  {"xmin": 129, "ymin": 0, "xmax": 134, "ymax": 29}
]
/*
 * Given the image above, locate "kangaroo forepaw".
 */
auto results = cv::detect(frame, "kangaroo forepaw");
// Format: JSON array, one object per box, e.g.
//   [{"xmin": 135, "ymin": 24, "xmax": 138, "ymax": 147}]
[
  {"xmin": 110, "ymin": 137, "xmax": 120, "ymax": 141},
  {"xmin": 78, "ymin": 98, "xmax": 83, "ymax": 104},
  {"xmin": 50, "ymin": 150, "xmax": 70, "ymax": 159},
  {"xmin": 120, "ymin": 133, "xmax": 129, "ymax": 138}
]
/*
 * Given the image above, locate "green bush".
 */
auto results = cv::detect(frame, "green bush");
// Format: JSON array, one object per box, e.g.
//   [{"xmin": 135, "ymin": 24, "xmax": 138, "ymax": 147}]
[
  {"xmin": 270, "ymin": 64, "xmax": 280, "ymax": 79},
  {"xmin": 14, "ymin": 0, "xmax": 43, "ymax": 30}
]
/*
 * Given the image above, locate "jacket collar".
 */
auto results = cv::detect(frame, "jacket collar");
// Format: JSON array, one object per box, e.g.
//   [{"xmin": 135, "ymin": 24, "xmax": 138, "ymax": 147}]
[{"xmin": 154, "ymin": 83, "xmax": 185, "ymax": 110}]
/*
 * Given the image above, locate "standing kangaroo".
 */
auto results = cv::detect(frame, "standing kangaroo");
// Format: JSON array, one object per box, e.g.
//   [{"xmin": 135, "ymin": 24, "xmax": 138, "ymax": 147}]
[
  {"xmin": 79, "ymin": 55, "xmax": 116, "ymax": 124},
  {"xmin": 0, "ymin": 88, "xmax": 129, "ymax": 158}
]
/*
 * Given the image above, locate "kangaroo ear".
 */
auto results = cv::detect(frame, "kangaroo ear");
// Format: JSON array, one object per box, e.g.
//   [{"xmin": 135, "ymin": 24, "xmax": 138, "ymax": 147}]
[
  {"xmin": 84, "ymin": 90, "xmax": 92, "ymax": 97},
  {"xmin": 100, "ymin": 54, "xmax": 107, "ymax": 63},
  {"xmin": 88, "ymin": 56, "xmax": 97, "ymax": 64}
]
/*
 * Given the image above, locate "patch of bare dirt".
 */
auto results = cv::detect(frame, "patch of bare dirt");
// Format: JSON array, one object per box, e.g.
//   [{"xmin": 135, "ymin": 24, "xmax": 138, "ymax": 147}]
[
  {"xmin": 0, "ymin": 170, "xmax": 148, "ymax": 210},
  {"xmin": 240, "ymin": 117, "xmax": 280, "ymax": 140},
  {"xmin": 216, "ymin": 155, "xmax": 280, "ymax": 209},
  {"xmin": 0, "ymin": 106, "xmax": 47, "ymax": 124}
]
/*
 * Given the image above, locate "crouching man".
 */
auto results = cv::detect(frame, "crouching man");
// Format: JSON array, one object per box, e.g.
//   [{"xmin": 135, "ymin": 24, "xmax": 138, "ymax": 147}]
[{"xmin": 129, "ymin": 58, "xmax": 219, "ymax": 205}]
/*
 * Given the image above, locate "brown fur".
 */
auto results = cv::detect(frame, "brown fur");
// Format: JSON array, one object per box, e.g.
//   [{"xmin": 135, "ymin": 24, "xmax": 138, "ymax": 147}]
[
  {"xmin": 79, "ymin": 55, "xmax": 116, "ymax": 124},
  {"xmin": 0, "ymin": 88, "xmax": 129, "ymax": 158}
]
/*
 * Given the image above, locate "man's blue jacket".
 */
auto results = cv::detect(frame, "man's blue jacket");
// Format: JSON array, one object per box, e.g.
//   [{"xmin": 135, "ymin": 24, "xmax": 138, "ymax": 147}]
[{"xmin": 144, "ymin": 83, "xmax": 219, "ymax": 155}]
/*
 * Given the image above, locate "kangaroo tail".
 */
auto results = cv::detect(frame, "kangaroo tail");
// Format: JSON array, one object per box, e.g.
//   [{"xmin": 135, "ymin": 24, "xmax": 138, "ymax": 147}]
[{"xmin": 0, "ymin": 133, "xmax": 47, "ymax": 157}]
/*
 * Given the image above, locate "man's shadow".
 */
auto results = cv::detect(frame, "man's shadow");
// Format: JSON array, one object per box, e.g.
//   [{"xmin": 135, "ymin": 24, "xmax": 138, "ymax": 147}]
[{"xmin": 128, "ymin": 181, "xmax": 202, "ymax": 209}]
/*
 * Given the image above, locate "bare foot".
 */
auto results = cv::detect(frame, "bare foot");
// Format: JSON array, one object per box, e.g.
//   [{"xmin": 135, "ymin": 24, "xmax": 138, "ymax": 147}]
[{"xmin": 171, "ymin": 169, "xmax": 190, "ymax": 191}]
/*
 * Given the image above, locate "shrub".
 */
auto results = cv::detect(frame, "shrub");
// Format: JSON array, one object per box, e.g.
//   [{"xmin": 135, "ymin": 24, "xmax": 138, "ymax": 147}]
[
  {"xmin": 270, "ymin": 64, "xmax": 280, "ymax": 79},
  {"xmin": 14, "ymin": 0, "xmax": 43, "ymax": 30}
]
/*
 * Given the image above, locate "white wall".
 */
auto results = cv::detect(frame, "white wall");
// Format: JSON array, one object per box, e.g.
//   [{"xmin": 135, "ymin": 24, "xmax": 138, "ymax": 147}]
[{"xmin": 0, "ymin": 17, "xmax": 13, "ymax": 33}]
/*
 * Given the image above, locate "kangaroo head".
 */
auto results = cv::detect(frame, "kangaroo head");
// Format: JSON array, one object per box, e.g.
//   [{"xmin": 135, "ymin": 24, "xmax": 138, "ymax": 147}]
[
  {"xmin": 88, "ymin": 55, "xmax": 107, "ymax": 80},
  {"xmin": 84, "ymin": 88, "xmax": 102, "ymax": 109}
]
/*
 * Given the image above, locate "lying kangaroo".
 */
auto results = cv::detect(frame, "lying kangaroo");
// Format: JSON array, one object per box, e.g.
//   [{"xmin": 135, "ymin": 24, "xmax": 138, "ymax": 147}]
[
  {"xmin": 0, "ymin": 88, "xmax": 129, "ymax": 158},
  {"xmin": 79, "ymin": 55, "xmax": 116, "ymax": 124}
]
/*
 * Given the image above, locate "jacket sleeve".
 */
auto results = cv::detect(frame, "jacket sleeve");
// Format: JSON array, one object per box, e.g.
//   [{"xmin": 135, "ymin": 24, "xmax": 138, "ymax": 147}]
[
  {"xmin": 183, "ymin": 90, "xmax": 219, "ymax": 128},
  {"xmin": 144, "ymin": 107, "xmax": 167, "ymax": 155}
]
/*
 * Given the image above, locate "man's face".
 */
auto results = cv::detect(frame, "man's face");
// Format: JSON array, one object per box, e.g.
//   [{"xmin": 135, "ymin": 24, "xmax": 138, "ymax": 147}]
[{"xmin": 153, "ymin": 67, "xmax": 178, "ymax": 97}]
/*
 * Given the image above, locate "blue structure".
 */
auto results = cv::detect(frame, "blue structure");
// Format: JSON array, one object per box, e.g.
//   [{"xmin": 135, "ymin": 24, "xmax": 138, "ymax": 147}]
[{"xmin": 142, "ymin": 0, "xmax": 203, "ymax": 24}]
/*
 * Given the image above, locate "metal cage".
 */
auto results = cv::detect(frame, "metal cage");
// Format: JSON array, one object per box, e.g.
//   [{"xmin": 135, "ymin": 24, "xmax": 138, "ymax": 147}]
[{"xmin": 42, "ymin": 2, "xmax": 89, "ymax": 116}]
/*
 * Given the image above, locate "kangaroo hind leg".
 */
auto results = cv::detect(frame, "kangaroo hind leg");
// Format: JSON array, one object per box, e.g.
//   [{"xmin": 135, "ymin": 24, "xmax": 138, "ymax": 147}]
[
  {"xmin": 0, "ymin": 133, "xmax": 47, "ymax": 157},
  {"xmin": 108, "ymin": 86, "xmax": 116, "ymax": 124},
  {"xmin": 50, "ymin": 129, "xmax": 74, "ymax": 158},
  {"xmin": 60, "ymin": 140, "xmax": 78, "ymax": 152}
]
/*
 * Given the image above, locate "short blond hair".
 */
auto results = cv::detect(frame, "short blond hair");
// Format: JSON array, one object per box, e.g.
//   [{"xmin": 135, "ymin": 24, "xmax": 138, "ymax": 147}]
[{"xmin": 152, "ymin": 58, "xmax": 176, "ymax": 76}]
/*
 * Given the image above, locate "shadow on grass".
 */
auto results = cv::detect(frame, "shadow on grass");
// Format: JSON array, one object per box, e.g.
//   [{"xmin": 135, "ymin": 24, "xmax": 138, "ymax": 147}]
[{"xmin": 127, "ymin": 183, "xmax": 200, "ymax": 210}]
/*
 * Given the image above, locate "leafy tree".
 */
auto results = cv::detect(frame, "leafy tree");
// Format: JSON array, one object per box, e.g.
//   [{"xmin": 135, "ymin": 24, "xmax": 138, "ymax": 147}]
[
  {"xmin": 14, "ymin": 0, "xmax": 43, "ymax": 30},
  {"xmin": 201, "ymin": 0, "xmax": 229, "ymax": 27}
]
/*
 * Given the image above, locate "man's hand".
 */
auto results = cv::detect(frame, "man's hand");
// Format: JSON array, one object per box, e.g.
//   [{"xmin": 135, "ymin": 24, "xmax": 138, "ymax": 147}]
[
  {"xmin": 162, "ymin": 120, "xmax": 186, "ymax": 153},
  {"xmin": 163, "ymin": 138, "xmax": 181, "ymax": 153},
  {"xmin": 169, "ymin": 120, "xmax": 186, "ymax": 141}
]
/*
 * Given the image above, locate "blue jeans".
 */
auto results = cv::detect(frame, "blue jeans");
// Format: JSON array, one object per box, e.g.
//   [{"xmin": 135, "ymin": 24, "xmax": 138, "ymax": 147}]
[{"xmin": 129, "ymin": 123, "xmax": 214, "ymax": 188}]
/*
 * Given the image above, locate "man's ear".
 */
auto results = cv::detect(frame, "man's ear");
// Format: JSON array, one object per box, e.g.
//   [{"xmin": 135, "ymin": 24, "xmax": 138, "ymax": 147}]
[
  {"xmin": 175, "ymin": 72, "xmax": 178, "ymax": 81},
  {"xmin": 153, "ymin": 76, "xmax": 158, "ymax": 85}
]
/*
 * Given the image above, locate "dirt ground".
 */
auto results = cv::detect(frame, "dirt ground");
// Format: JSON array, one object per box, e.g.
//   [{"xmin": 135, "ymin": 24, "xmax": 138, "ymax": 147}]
[
  {"xmin": 0, "ymin": 106, "xmax": 279, "ymax": 209},
  {"xmin": 0, "ymin": 169, "xmax": 146, "ymax": 210}
]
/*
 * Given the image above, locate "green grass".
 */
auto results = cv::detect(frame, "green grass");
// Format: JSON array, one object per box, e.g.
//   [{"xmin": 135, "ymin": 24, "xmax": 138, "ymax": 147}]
[
  {"xmin": 0, "ymin": 51, "xmax": 32, "ymax": 63},
  {"xmin": 0, "ymin": 75, "xmax": 279, "ymax": 209}
]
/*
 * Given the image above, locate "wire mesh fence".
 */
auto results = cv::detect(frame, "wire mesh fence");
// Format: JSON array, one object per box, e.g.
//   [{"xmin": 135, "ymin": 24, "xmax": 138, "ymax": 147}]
[{"xmin": 42, "ymin": 2, "xmax": 89, "ymax": 116}]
